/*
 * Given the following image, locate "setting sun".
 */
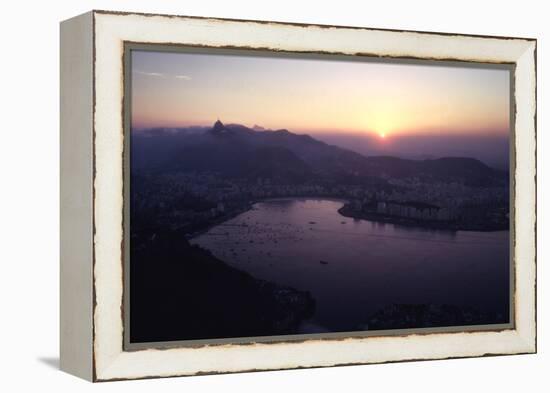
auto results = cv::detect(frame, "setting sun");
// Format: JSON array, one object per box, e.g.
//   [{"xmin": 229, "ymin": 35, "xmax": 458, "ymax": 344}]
[{"xmin": 131, "ymin": 50, "xmax": 510, "ymax": 138}]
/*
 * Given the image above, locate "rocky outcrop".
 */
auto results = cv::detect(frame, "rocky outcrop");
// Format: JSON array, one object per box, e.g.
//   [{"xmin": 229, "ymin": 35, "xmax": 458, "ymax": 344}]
[{"xmin": 130, "ymin": 229, "xmax": 315, "ymax": 343}]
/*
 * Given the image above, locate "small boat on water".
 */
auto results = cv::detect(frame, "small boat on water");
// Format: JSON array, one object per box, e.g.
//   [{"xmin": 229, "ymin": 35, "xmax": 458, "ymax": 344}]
[{"xmin": 319, "ymin": 260, "xmax": 329, "ymax": 265}]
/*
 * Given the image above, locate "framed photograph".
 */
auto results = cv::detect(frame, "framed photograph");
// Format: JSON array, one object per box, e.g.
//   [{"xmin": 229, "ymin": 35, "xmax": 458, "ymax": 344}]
[{"xmin": 60, "ymin": 10, "xmax": 537, "ymax": 381}]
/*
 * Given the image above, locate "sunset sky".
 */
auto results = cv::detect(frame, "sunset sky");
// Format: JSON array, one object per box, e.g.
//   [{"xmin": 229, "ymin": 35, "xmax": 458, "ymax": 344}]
[{"xmin": 131, "ymin": 49, "xmax": 510, "ymax": 139}]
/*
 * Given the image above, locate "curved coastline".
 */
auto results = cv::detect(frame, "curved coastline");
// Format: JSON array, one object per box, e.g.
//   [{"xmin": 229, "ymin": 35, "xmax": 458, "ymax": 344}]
[
  {"xmin": 188, "ymin": 195, "xmax": 508, "ymax": 239},
  {"xmin": 186, "ymin": 196, "xmax": 350, "ymax": 240},
  {"xmin": 190, "ymin": 197, "xmax": 511, "ymax": 333},
  {"xmin": 337, "ymin": 203, "xmax": 509, "ymax": 232}
]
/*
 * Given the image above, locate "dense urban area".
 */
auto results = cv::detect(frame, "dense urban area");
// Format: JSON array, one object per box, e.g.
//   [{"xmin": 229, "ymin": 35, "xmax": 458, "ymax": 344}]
[{"xmin": 131, "ymin": 169, "xmax": 509, "ymax": 238}]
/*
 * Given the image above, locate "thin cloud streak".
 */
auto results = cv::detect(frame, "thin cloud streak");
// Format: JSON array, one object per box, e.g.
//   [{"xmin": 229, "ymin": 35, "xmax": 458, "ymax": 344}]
[
  {"xmin": 134, "ymin": 70, "xmax": 192, "ymax": 81},
  {"xmin": 134, "ymin": 70, "xmax": 165, "ymax": 77}
]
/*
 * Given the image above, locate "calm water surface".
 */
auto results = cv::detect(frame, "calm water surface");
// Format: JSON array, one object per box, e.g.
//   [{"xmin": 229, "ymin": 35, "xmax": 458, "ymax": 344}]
[{"xmin": 191, "ymin": 198, "xmax": 509, "ymax": 332}]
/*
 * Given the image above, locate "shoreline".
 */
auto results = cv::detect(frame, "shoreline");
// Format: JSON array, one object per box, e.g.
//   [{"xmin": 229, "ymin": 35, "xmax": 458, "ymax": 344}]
[
  {"xmin": 188, "ymin": 196, "xmax": 507, "ymax": 239},
  {"xmin": 337, "ymin": 204, "xmax": 508, "ymax": 232},
  {"xmin": 186, "ymin": 202, "xmax": 255, "ymax": 240},
  {"xmin": 187, "ymin": 196, "xmax": 349, "ymax": 240},
  {"xmin": 132, "ymin": 229, "xmax": 316, "ymax": 341}
]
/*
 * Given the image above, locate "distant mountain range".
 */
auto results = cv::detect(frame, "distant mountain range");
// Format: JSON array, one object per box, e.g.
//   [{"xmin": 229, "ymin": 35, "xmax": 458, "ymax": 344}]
[{"xmin": 131, "ymin": 120, "xmax": 508, "ymax": 187}]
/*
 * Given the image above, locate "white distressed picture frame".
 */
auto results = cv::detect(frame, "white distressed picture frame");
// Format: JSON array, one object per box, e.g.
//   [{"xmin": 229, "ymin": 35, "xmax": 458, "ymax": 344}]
[{"xmin": 60, "ymin": 10, "xmax": 536, "ymax": 382}]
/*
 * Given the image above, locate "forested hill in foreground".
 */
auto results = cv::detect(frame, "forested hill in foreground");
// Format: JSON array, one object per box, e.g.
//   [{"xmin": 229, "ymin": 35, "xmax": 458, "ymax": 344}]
[{"xmin": 131, "ymin": 120, "xmax": 508, "ymax": 187}]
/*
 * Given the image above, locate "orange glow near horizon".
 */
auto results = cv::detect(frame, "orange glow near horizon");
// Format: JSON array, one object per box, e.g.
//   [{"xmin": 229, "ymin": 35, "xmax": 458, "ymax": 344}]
[{"xmin": 131, "ymin": 50, "xmax": 511, "ymax": 138}]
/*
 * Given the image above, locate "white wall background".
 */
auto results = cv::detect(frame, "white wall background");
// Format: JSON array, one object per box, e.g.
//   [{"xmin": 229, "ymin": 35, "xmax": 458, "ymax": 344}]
[{"xmin": 0, "ymin": 0, "xmax": 546, "ymax": 391}]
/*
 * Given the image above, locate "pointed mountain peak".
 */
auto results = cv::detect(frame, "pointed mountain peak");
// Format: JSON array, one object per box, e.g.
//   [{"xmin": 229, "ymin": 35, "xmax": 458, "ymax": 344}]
[{"xmin": 212, "ymin": 119, "xmax": 226, "ymax": 132}]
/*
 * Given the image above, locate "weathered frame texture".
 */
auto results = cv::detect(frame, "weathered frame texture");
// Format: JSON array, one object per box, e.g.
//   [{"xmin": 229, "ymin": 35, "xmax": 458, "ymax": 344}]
[
  {"xmin": 60, "ymin": 10, "xmax": 537, "ymax": 382},
  {"xmin": 122, "ymin": 44, "xmax": 517, "ymax": 350}
]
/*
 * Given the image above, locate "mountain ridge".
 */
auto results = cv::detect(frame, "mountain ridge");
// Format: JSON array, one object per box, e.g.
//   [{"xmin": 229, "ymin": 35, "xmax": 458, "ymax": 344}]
[{"xmin": 131, "ymin": 120, "xmax": 507, "ymax": 186}]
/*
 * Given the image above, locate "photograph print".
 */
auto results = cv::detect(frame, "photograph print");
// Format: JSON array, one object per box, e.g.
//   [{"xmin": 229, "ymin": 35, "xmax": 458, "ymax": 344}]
[{"xmin": 127, "ymin": 46, "xmax": 512, "ymax": 346}]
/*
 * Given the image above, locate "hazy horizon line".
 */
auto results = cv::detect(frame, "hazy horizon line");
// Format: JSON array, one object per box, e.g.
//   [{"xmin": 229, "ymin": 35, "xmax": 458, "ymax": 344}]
[
  {"xmin": 130, "ymin": 121, "xmax": 510, "ymax": 170},
  {"xmin": 131, "ymin": 120, "xmax": 509, "ymax": 139}
]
